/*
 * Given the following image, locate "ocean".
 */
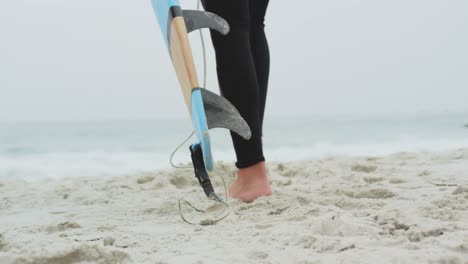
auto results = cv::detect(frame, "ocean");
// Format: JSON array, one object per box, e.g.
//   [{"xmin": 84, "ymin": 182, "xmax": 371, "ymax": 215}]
[{"xmin": 1, "ymin": 112, "xmax": 467, "ymax": 180}]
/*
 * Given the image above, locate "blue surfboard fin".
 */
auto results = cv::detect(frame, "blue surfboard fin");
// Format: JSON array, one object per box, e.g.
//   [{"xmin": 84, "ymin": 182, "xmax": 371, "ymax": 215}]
[
  {"xmin": 182, "ymin": 10, "xmax": 230, "ymax": 35},
  {"xmin": 190, "ymin": 88, "xmax": 251, "ymax": 173}
]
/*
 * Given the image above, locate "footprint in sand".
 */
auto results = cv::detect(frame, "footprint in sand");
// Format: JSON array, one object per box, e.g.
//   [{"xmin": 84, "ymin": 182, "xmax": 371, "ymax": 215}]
[
  {"xmin": 255, "ymin": 224, "xmax": 273, "ymax": 230},
  {"xmin": 15, "ymin": 245, "xmax": 130, "ymax": 264},
  {"xmin": 405, "ymin": 228, "xmax": 445, "ymax": 242},
  {"xmin": 114, "ymin": 237, "xmax": 137, "ymax": 249},
  {"xmin": 430, "ymin": 256, "xmax": 465, "ymax": 264},
  {"xmin": 421, "ymin": 206, "xmax": 460, "ymax": 221},
  {"xmin": 389, "ymin": 178, "xmax": 407, "ymax": 184},
  {"xmin": 248, "ymin": 251, "xmax": 269, "ymax": 260},
  {"xmin": 136, "ymin": 175, "xmax": 155, "ymax": 184},
  {"xmin": 418, "ymin": 170, "xmax": 431, "ymax": 176},
  {"xmin": 432, "ymin": 197, "xmax": 467, "ymax": 211},
  {"xmin": 238, "ymin": 200, "xmax": 269, "ymax": 211},
  {"xmin": 268, "ymin": 206, "xmax": 290, "ymax": 215},
  {"xmin": 297, "ymin": 260, "xmax": 321, "ymax": 264},
  {"xmin": 295, "ymin": 235, "xmax": 317, "ymax": 249},
  {"xmin": 0, "ymin": 198, "xmax": 12, "ymax": 210},
  {"xmin": 375, "ymin": 216, "xmax": 411, "ymax": 236},
  {"xmin": 363, "ymin": 177, "xmax": 385, "ymax": 184},
  {"xmin": 45, "ymin": 221, "xmax": 81, "ymax": 233},
  {"xmin": 452, "ymin": 186, "xmax": 468, "ymax": 195},
  {"xmin": 151, "ymin": 181, "xmax": 167, "ymax": 190},
  {"xmin": 296, "ymin": 196, "xmax": 312, "ymax": 206},
  {"xmin": 0, "ymin": 233, "xmax": 7, "ymax": 250},
  {"xmin": 344, "ymin": 188, "xmax": 397, "ymax": 199},
  {"xmin": 169, "ymin": 175, "xmax": 190, "ymax": 189},
  {"xmin": 276, "ymin": 163, "xmax": 286, "ymax": 172},
  {"xmin": 142, "ymin": 208, "xmax": 159, "ymax": 215},
  {"xmin": 275, "ymin": 178, "xmax": 292, "ymax": 187},
  {"xmin": 351, "ymin": 164, "xmax": 378, "ymax": 173},
  {"xmin": 103, "ymin": 237, "xmax": 115, "ymax": 246},
  {"xmin": 275, "ymin": 163, "xmax": 301, "ymax": 177}
]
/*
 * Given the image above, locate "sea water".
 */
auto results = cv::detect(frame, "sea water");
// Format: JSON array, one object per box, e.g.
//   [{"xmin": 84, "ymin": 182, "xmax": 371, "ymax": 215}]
[{"xmin": 0, "ymin": 112, "xmax": 467, "ymax": 180}]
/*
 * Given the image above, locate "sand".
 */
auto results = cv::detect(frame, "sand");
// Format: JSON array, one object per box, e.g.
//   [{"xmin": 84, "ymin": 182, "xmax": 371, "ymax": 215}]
[{"xmin": 1, "ymin": 149, "xmax": 468, "ymax": 263}]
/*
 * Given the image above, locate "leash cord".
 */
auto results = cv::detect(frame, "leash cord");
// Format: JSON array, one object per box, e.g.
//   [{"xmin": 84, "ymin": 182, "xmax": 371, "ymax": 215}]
[{"xmin": 169, "ymin": 0, "xmax": 230, "ymax": 225}]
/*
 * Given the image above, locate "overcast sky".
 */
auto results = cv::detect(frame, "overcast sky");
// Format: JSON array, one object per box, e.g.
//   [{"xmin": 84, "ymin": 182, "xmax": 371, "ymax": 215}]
[{"xmin": 0, "ymin": 0, "xmax": 467, "ymax": 122}]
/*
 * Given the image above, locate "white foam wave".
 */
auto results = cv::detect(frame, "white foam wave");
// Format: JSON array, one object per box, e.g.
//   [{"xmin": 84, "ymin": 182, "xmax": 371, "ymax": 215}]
[
  {"xmin": 0, "ymin": 151, "xmax": 171, "ymax": 181},
  {"xmin": 264, "ymin": 136, "xmax": 468, "ymax": 161},
  {"xmin": 1, "ymin": 136, "xmax": 467, "ymax": 180}
]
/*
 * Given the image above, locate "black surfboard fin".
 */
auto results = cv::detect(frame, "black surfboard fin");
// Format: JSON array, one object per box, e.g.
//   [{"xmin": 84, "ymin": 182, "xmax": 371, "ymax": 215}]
[
  {"xmin": 200, "ymin": 89, "xmax": 251, "ymax": 140},
  {"xmin": 190, "ymin": 143, "xmax": 215, "ymax": 198},
  {"xmin": 182, "ymin": 10, "xmax": 230, "ymax": 35}
]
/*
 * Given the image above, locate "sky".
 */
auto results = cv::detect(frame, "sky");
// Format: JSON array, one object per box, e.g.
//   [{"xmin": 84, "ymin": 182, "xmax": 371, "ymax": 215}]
[{"xmin": 0, "ymin": 0, "xmax": 467, "ymax": 122}]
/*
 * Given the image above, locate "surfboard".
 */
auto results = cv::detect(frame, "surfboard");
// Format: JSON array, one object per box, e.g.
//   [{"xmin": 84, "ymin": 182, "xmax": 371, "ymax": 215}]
[{"xmin": 150, "ymin": 0, "xmax": 251, "ymax": 197}]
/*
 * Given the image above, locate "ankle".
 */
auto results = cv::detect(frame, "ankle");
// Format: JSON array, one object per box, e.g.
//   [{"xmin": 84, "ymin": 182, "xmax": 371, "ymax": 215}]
[{"xmin": 237, "ymin": 162, "xmax": 268, "ymax": 181}]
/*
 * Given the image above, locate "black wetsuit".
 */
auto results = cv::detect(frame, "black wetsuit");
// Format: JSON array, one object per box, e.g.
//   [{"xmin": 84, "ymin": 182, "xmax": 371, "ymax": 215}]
[{"xmin": 203, "ymin": 0, "xmax": 270, "ymax": 168}]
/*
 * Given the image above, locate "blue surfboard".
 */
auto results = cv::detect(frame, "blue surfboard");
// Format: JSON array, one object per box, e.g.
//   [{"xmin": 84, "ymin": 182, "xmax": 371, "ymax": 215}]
[{"xmin": 150, "ymin": 0, "xmax": 251, "ymax": 196}]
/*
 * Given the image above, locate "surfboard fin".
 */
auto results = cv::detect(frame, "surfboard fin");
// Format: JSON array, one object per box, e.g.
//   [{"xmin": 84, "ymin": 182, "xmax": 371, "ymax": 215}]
[
  {"xmin": 182, "ymin": 10, "xmax": 230, "ymax": 35},
  {"xmin": 190, "ymin": 143, "xmax": 215, "ymax": 198},
  {"xmin": 200, "ymin": 89, "xmax": 251, "ymax": 140}
]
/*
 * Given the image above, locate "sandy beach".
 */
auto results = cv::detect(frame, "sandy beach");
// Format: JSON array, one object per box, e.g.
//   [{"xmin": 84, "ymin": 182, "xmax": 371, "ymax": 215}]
[{"xmin": 1, "ymin": 149, "xmax": 467, "ymax": 263}]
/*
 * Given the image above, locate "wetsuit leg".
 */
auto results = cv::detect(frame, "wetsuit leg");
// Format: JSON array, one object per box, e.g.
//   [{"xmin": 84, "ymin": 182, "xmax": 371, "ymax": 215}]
[
  {"xmin": 249, "ymin": 0, "xmax": 270, "ymax": 133},
  {"xmin": 203, "ymin": 0, "xmax": 267, "ymax": 169}
]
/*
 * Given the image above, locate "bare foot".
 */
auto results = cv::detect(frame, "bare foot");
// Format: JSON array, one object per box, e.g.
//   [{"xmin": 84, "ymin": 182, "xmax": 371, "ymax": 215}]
[{"xmin": 228, "ymin": 162, "xmax": 272, "ymax": 203}]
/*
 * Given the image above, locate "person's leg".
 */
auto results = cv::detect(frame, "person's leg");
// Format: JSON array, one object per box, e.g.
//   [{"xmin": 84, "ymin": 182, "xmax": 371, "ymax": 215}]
[
  {"xmin": 204, "ymin": 0, "xmax": 263, "ymax": 168},
  {"xmin": 229, "ymin": 0, "xmax": 271, "ymax": 202},
  {"xmin": 249, "ymin": 0, "xmax": 270, "ymax": 132},
  {"xmin": 204, "ymin": 0, "xmax": 271, "ymax": 202}
]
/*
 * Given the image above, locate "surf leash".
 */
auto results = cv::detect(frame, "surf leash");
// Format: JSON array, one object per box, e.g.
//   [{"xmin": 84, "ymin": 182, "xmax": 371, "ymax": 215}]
[{"xmin": 169, "ymin": 0, "xmax": 231, "ymax": 225}]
